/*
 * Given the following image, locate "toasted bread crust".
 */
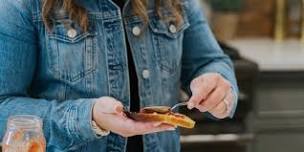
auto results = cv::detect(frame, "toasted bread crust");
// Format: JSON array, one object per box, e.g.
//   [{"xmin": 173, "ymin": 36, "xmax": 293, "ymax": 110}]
[{"xmin": 129, "ymin": 112, "xmax": 195, "ymax": 129}]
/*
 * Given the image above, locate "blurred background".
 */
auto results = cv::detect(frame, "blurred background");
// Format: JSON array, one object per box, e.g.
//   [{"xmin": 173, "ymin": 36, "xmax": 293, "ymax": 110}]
[{"xmin": 180, "ymin": 0, "xmax": 304, "ymax": 152}]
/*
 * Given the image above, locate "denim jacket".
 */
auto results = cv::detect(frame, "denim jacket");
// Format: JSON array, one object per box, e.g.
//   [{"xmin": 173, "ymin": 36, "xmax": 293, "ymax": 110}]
[{"xmin": 0, "ymin": 0, "xmax": 238, "ymax": 151}]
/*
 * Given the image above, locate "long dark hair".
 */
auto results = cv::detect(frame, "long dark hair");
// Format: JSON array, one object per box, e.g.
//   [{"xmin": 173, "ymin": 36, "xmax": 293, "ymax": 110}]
[{"xmin": 42, "ymin": 0, "xmax": 183, "ymax": 31}]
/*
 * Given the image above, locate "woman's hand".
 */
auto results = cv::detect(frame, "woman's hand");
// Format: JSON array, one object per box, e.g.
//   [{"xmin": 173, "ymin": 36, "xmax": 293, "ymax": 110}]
[
  {"xmin": 187, "ymin": 73, "xmax": 234, "ymax": 119},
  {"xmin": 92, "ymin": 97, "xmax": 175, "ymax": 137}
]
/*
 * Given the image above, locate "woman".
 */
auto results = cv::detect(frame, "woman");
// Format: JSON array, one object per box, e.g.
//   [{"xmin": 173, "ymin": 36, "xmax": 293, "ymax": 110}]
[{"xmin": 0, "ymin": 0, "xmax": 238, "ymax": 151}]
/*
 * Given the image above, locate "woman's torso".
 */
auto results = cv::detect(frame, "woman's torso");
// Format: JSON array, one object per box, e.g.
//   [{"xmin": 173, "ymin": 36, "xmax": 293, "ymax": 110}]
[{"xmin": 28, "ymin": 0, "xmax": 191, "ymax": 151}]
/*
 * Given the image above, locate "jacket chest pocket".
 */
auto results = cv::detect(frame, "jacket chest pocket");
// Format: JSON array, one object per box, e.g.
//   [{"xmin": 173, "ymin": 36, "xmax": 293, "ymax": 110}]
[
  {"xmin": 46, "ymin": 19, "xmax": 97, "ymax": 83},
  {"xmin": 149, "ymin": 15, "xmax": 189, "ymax": 75}
]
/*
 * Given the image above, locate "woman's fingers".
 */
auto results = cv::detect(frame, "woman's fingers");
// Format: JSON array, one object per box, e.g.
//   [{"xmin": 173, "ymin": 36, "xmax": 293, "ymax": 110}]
[
  {"xmin": 188, "ymin": 73, "xmax": 219, "ymax": 109},
  {"xmin": 121, "ymin": 120, "xmax": 175, "ymax": 137},
  {"xmin": 209, "ymin": 101, "xmax": 227, "ymax": 116},
  {"xmin": 144, "ymin": 124, "xmax": 176, "ymax": 135},
  {"xmin": 209, "ymin": 102, "xmax": 228, "ymax": 119},
  {"xmin": 197, "ymin": 80, "xmax": 229, "ymax": 112},
  {"xmin": 209, "ymin": 90, "xmax": 234, "ymax": 119}
]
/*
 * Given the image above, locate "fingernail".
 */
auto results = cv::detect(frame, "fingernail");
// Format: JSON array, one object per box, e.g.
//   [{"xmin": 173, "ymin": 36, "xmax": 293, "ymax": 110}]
[
  {"xmin": 167, "ymin": 127, "xmax": 176, "ymax": 131},
  {"xmin": 188, "ymin": 102, "xmax": 194, "ymax": 109},
  {"xmin": 153, "ymin": 122, "xmax": 162, "ymax": 127}
]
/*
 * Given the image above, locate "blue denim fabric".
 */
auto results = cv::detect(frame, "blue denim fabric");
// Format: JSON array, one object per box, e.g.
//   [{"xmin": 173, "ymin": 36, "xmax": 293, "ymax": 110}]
[{"xmin": 0, "ymin": 0, "xmax": 238, "ymax": 151}]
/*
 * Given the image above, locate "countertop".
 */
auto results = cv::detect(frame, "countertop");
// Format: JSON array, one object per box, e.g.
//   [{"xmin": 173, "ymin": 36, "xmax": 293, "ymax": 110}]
[{"xmin": 228, "ymin": 38, "xmax": 304, "ymax": 71}]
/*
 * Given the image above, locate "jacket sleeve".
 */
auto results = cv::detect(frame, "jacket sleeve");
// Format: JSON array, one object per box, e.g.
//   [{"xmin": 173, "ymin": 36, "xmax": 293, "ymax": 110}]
[
  {"xmin": 0, "ymin": 1, "xmax": 101, "ymax": 150},
  {"xmin": 181, "ymin": 0, "xmax": 239, "ymax": 117}
]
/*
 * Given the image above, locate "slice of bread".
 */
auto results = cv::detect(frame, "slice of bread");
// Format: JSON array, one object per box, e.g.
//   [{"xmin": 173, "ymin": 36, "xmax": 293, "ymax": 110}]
[{"xmin": 128, "ymin": 111, "xmax": 195, "ymax": 129}]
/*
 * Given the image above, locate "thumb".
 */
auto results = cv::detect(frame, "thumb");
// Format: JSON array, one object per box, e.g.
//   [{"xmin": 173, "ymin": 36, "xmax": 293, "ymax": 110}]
[
  {"xmin": 188, "ymin": 91, "xmax": 201, "ymax": 109},
  {"xmin": 96, "ymin": 97, "xmax": 124, "ymax": 114},
  {"xmin": 188, "ymin": 83, "xmax": 205, "ymax": 110}
]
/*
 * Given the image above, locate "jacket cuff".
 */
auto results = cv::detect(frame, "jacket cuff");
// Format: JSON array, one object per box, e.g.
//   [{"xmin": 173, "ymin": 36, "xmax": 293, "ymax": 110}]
[{"xmin": 69, "ymin": 99, "xmax": 103, "ymax": 142}]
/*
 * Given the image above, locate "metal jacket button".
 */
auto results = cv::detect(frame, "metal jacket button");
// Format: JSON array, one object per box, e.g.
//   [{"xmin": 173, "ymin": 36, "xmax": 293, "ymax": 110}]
[
  {"xmin": 142, "ymin": 70, "xmax": 150, "ymax": 79},
  {"xmin": 169, "ymin": 24, "xmax": 177, "ymax": 34},
  {"xmin": 132, "ymin": 26, "xmax": 141, "ymax": 36},
  {"xmin": 67, "ymin": 28, "xmax": 77, "ymax": 38}
]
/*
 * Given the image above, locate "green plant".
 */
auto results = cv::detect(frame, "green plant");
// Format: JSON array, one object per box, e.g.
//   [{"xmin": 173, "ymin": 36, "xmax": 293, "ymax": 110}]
[{"xmin": 208, "ymin": 0, "xmax": 242, "ymax": 12}]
